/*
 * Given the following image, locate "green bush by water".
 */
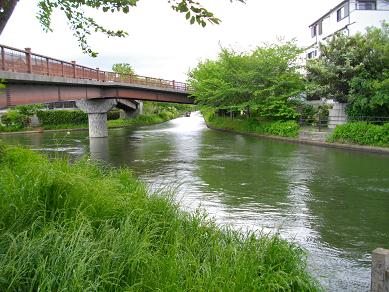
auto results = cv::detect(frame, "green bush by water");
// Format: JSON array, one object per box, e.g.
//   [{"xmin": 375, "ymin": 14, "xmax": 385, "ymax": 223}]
[
  {"xmin": 0, "ymin": 145, "xmax": 320, "ymax": 291},
  {"xmin": 37, "ymin": 109, "xmax": 120, "ymax": 126},
  {"xmin": 37, "ymin": 110, "xmax": 88, "ymax": 125},
  {"xmin": 264, "ymin": 121, "xmax": 300, "ymax": 137},
  {"xmin": 107, "ymin": 111, "xmax": 179, "ymax": 128},
  {"xmin": 204, "ymin": 110, "xmax": 300, "ymax": 138},
  {"xmin": 0, "ymin": 105, "xmax": 43, "ymax": 132},
  {"xmin": 1, "ymin": 104, "xmax": 189, "ymax": 132},
  {"xmin": 328, "ymin": 122, "xmax": 389, "ymax": 147},
  {"xmin": 35, "ymin": 110, "xmax": 180, "ymax": 130}
]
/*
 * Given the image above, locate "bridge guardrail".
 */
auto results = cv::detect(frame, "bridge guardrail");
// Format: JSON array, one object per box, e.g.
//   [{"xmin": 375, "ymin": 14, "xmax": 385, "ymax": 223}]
[{"xmin": 0, "ymin": 44, "xmax": 190, "ymax": 93}]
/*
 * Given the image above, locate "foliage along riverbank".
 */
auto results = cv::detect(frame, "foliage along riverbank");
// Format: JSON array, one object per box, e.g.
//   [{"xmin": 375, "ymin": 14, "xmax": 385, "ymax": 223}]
[
  {"xmin": 328, "ymin": 122, "xmax": 389, "ymax": 147},
  {"xmin": 0, "ymin": 102, "xmax": 192, "ymax": 133},
  {"xmin": 39, "ymin": 111, "xmax": 181, "ymax": 131},
  {"xmin": 203, "ymin": 110, "xmax": 389, "ymax": 152},
  {"xmin": 0, "ymin": 144, "xmax": 321, "ymax": 291},
  {"xmin": 188, "ymin": 25, "xmax": 389, "ymax": 148},
  {"xmin": 203, "ymin": 110, "xmax": 300, "ymax": 138}
]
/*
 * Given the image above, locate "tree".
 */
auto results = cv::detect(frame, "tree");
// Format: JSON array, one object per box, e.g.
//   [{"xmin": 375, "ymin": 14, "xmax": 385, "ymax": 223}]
[
  {"xmin": 0, "ymin": 0, "xmax": 245, "ymax": 57},
  {"xmin": 0, "ymin": 104, "xmax": 43, "ymax": 129},
  {"xmin": 112, "ymin": 63, "xmax": 135, "ymax": 75},
  {"xmin": 189, "ymin": 41, "xmax": 304, "ymax": 120},
  {"xmin": 0, "ymin": 0, "xmax": 18, "ymax": 34},
  {"xmin": 306, "ymin": 23, "xmax": 389, "ymax": 117}
]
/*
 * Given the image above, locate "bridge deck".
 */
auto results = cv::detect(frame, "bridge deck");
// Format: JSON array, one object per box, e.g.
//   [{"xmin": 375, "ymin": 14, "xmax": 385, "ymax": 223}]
[
  {"xmin": 0, "ymin": 44, "xmax": 193, "ymax": 108},
  {"xmin": 0, "ymin": 44, "xmax": 190, "ymax": 92}
]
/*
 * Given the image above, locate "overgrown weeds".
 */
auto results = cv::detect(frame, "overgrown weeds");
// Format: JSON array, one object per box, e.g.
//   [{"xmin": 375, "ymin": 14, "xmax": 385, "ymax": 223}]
[{"xmin": 0, "ymin": 146, "xmax": 320, "ymax": 291}]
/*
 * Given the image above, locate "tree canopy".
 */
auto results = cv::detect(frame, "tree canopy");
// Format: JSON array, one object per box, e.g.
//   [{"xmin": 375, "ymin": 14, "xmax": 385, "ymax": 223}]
[
  {"xmin": 306, "ymin": 23, "xmax": 389, "ymax": 117},
  {"xmin": 0, "ymin": 0, "xmax": 245, "ymax": 56},
  {"xmin": 189, "ymin": 42, "xmax": 304, "ymax": 120},
  {"xmin": 112, "ymin": 63, "xmax": 135, "ymax": 75}
]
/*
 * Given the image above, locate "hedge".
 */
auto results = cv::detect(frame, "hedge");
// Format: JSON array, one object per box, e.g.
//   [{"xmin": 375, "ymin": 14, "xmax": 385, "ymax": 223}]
[{"xmin": 37, "ymin": 110, "xmax": 120, "ymax": 126}]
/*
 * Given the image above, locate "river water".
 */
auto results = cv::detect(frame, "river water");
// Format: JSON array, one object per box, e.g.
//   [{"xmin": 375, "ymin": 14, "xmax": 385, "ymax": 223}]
[{"xmin": 2, "ymin": 112, "xmax": 389, "ymax": 291}]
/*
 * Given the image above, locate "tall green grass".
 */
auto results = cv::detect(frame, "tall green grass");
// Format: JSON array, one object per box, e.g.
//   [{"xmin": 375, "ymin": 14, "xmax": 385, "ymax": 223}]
[{"xmin": 0, "ymin": 145, "xmax": 320, "ymax": 291}]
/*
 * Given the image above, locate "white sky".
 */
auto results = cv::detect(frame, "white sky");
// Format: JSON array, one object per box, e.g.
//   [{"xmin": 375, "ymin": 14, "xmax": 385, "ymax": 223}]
[{"xmin": 0, "ymin": 0, "xmax": 341, "ymax": 81}]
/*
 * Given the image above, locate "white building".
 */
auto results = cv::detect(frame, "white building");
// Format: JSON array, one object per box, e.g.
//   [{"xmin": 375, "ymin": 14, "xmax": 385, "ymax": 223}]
[{"xmin": 306, "ymin": 0, "xmax": 389, "ymax": 59}]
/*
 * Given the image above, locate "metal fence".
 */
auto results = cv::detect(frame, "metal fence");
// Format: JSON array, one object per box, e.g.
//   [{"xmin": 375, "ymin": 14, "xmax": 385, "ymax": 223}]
[
  {"xmin": 348, "ymin": 116, "xmax": 389, "ymax": 124},
  {"xmin": 299, "ymin": 117, "xmax": 329, "ymax": 130},
  {"xmin": 299, "ymin": 116, "xmax": 389, "ymax": 131},
  {"xmin": 0, "ymin": 44, "xmax": 190, "ymax": 93}
]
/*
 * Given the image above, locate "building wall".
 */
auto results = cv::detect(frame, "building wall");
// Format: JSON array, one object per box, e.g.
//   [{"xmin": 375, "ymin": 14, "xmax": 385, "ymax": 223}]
[
  {"xmin": 377, "ymin": 0, "xmax": 389, "ymax": 10},
  {"xmin": 316, "ymin": 6, "xmax": 350, "ymax": 44},
  {"xmin": 307, "ymin": 1, "xmax": 351, "ymax": 58},
  {"xmin": 306, "ymin": 0, "xmax": 389, "ymax": 59},
  {"xmin": 349, "ymin": 10, "xmax": 389, "ymax": 34}
]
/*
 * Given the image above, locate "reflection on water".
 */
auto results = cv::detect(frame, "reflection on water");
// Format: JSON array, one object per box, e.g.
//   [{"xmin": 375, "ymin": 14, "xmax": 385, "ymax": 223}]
[
  {"xmin": 90, "ymin": 137, "xmax": 109, "ymax": 161},
  {"xmin": 2, "ymin": 112, "xmax": 389, "ymax": 291}
]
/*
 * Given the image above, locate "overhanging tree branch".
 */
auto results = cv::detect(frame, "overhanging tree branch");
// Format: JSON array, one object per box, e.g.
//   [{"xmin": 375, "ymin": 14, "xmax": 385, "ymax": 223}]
[
  {"xmin": 0, "ymin": 0, "xmax": 18, "ymax": 34},
  {"xmin": 0, "ymin": 0, "xmax": 245, "ymax": 57}
]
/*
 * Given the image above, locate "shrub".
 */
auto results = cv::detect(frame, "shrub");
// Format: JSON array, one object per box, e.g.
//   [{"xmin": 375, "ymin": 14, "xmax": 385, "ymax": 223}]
[
  {"xmin": 107, "ymin": 109, "xmax": 120, "ymax": 120},
  {"xmin": 37, "ymin": 110, "xmax": 88, "ymax": 125},
  {"xmin": 0, "ymin": 105, "xmax": 43, "ymax": 130},
  {"xmin": 264, "ymin": 121, "xmax": 300, "ymax": 137},
  {"xmin": 203, "ymin": 110, "xmax": 300, "ymax": 138},
  {"xmin": 328, "ymin": 122, "xmax": 389, "ymax": 146},
  {"xmin": 298, "ymin": 103, "xmax": 316, "ymax": 121},
  {"xmin": 1, "ymin": 110, "xmax": 29, "ymax": 129}
]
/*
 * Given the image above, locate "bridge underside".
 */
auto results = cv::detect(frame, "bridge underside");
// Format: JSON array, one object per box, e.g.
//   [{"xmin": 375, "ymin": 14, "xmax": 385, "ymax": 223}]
[
  {"xmin": 0, "ymin": 72, "xmax": 193, "ymax": 109},
  {"xmin": 0, "ymin": 72, "xmax": 193, "ymax": 138},
  {"xmin": 0, "ymin": 83, "xmax": 192, "ymax": 109}
]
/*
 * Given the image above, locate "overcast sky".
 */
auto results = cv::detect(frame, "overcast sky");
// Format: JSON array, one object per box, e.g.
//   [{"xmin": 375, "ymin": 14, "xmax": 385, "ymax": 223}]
[{"xmin": 0, "ymin": 0, "xmax": 341, "ymax": 81}]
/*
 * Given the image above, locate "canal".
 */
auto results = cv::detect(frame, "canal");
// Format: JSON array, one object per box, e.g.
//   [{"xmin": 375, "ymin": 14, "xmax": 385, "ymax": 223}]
[{"xmin": 2, "ymin": 112, "xmax": 389, "ymax": 291}]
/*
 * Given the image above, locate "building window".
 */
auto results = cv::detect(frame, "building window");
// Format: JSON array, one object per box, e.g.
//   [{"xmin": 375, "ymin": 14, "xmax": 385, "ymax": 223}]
[
  {"xmin": 311, "ymin": 25, "xmax": 317, "ymax": 37},
  {"xmin": 356, "ymin": 0, "xmax": 377, "ymax": 10},
  {"xmin": 318, "ymin": 21, "xmax": 323, "ymax": 35},
  {"xmin": 307, "ymin": 50, "xmax": 317, "ymax": 59},
  {"xmin": 337, "ymin": 4, "xmax": 349, "ymax": 21}
]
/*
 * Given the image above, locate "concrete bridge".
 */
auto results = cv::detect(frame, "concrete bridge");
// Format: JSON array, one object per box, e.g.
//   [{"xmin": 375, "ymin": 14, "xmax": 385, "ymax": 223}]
[{"xmin": 0, "ymin": 44, "xmax": 193, "ymax": 137}]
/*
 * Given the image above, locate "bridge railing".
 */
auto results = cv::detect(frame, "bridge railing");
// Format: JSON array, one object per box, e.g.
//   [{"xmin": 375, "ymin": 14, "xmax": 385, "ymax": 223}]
[{"xmin": 0, "ymin": 44, "xmax": 190, "ymax": 93}]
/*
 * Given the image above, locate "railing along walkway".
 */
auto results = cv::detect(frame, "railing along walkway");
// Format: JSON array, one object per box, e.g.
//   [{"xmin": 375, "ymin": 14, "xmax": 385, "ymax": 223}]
[{"xmin": 0, "ymin": 44, "xmax": 189, "ymax": 92}]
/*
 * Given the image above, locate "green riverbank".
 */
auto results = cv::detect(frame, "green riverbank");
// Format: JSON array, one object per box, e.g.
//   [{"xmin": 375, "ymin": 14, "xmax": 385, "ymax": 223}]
[
  {"xmin": 0, "ymin": 110, "xmax": 183, "ymax": 134},
  {"xmin": 0, "ymin": 144, "xmax": 320, "ymax": 290},
  {"xmin": 203, "ymin": 110, "xmax": 300, "ymax": 138},
  {"xmin": 203, "ymin": 111, "xmax": 389, "ymax": 154},
  {"xmin": 42, "ymin": 111, "xmax": 182, "ymax": 130}
]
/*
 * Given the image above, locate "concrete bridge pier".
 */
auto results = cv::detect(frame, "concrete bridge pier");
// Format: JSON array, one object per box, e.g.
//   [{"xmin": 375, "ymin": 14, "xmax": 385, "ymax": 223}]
[
  {"xmin": 120, "ymin": 103, "xmax": 143, "ymax": 119},
  {"xmin": 120, "ymin": 109, "xmax": 137, "ymax": 119},
  {"xmin": 117, "ymin": 99, "xmax": 143, "ymax": 119},
  {"xmin": 76, "ymin": 99, "xmax": 117, "ymax": 138}
]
